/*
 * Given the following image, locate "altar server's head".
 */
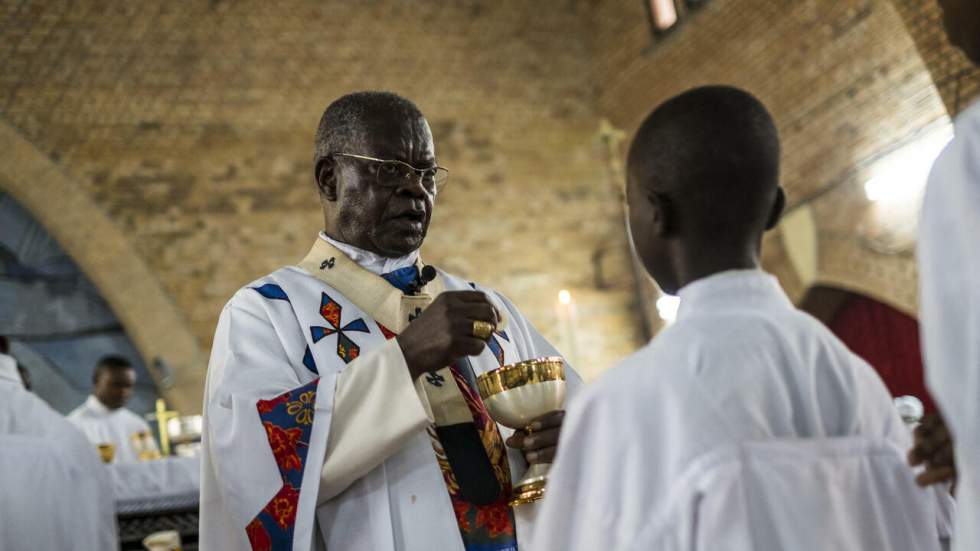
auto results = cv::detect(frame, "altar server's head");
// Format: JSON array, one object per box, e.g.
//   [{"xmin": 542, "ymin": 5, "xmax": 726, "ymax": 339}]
[
  {"xmin": 626, "ymin": 85, "xmax": 785, "ymax": 295},
  {"xmin": 938, "ymin": 0, "xmax": 980, "ymax": 64},
  {"xmin": 92, "ymin": 355, "xmax": 136, "ymax": 410},
  {"xmin": 313, "ymin": 91, "xmax": 443, "ymax": 258}
]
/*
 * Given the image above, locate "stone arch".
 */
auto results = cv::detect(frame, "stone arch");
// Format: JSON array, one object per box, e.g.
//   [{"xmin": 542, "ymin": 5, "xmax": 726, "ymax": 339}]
[{"xmin": 0, "ymin": 119, "xmax": 205, "ymax": 412}]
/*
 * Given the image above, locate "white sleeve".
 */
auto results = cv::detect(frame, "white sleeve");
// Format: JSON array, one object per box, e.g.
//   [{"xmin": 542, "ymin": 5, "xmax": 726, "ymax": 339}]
[
  {"xmin": 318, "ymin": 339, "xmax": 433, "ymax": 502},
  {"xmin": 528, "ymin": 384, "xmax": 628, "ymax": 551},
  {"xmin": 200, "ymin": 299, "xmax": 335, "ymax": 551},
  {"xmin": 918, "ymin": 111, "xmax": 980, "ymax": 551}
]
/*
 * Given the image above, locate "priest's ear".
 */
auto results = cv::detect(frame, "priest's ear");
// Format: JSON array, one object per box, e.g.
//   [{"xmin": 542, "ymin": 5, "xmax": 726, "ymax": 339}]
[
  {"xmin": 315, "ymin": 156, "xmax": 339, "ymax": 202},
  {"xmin": 764, "ymin": 187, "xmax": 786, "ymax": 231}
]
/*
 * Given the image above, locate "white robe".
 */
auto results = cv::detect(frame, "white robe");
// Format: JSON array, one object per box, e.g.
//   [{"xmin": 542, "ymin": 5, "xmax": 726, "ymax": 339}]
[
  {"xmin": 0, "ymin": 353, "xmax": 118, "ymax": 551},
  {"xmin": 919, "ymin": 99, "xmax": 980, "ymax": 551},
  {"xmin": 200, "ymin": 237, "xmax": 582, "ymax": 551},
  {"xmin": 531, "ymin": 270, "xmax": 938, "ymax": 551},
  {"xmin": 68, "ymin": 395, "xmax": 160, "ymax": 464}
]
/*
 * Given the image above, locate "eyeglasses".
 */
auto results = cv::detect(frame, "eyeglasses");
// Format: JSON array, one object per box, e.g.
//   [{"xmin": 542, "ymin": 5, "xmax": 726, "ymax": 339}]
[{"xmin": 332, "ymin": 153, "xmax": 449, "ymax": 194}]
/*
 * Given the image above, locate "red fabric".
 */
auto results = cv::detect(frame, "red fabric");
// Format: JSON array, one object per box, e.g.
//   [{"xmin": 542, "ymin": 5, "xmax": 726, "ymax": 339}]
[{"xmin": 827, "ymin": 294, "xmax": 937, "ymax": 414}]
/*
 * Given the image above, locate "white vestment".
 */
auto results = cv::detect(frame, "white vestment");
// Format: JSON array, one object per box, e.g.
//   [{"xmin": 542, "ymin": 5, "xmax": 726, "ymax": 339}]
[
  {"xmin": 200, "ymin": 237, "xmax": 582, "ymax": 551},
  {"xmin": 68, "ymin": 394, "xmax": 159, "ymax": 463},
  {"xmin": 919, "ymin": 99, "xmax": 980, "ymax": 551},
  {"xmin": 0, "ymin": 353, "xmax": 118, "ymax": 551},
  {"xmin": 531, "ymin": 270, "xmax": 945, "ymax": 551}
]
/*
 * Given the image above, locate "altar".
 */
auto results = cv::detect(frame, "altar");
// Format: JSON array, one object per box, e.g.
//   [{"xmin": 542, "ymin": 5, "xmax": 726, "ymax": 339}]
[
  {"xmin": 110, "ymin": 456, "xmax": 200, "ymax": 550},
  {"xmin": 107, "ymin": 404, "xmax": 203, "ymax": 550}
]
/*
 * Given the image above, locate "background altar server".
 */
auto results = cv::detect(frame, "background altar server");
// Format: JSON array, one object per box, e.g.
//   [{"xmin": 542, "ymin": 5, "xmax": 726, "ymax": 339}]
[
  {"xmin": 0, "ymin": 337, "xmax": 118, "ymax": 551},
  {"xmin": 200, "ymin": 91, "xmax": 581, "ymax": 551},
  {"xmin": 915, "ymin": 1, "xmax": 980, "ymax": 549},
  {"xmin": 531, "ymin": 86, "xmax": 946, "ymax": 550},
  {"xmin": 69, "ymin": 355, "xmax": 159, "ymax": 463}
]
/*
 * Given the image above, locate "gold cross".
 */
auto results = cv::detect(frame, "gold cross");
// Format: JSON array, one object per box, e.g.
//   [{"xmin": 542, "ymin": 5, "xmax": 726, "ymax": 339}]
[{"xmin": 146, "ymin": 398, "xmax": 180, "ymax": 457}]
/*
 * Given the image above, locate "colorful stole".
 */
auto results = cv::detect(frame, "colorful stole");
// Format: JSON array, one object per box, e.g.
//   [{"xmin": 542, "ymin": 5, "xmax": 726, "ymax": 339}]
[
  {"xmin": 427, "ymin": 368, "xmax": 518, "ymax": 551},
  {"xmin": 378, "ymin": 271, "xmax": 517, "ymax": 551},
  {"xmin": 297, "ymin": 239, "xmax": 518, "ymax": 550}
]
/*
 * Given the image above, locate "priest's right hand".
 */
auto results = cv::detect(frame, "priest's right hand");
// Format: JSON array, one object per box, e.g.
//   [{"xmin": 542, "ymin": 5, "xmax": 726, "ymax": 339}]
[{"xmin": 397, "ymin": 291, "xmax": 498, "ymax": 380}]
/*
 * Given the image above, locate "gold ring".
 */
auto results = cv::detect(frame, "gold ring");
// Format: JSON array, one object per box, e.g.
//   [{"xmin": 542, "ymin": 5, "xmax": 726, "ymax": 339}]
[{"xmin": 472, "ymin": 320, "xmax": 494, "ymax": 340}]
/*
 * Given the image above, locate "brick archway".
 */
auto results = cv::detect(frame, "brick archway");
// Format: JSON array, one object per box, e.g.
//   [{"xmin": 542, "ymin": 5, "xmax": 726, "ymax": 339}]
[
  {"xmin": 0, "ymin": 119, "xmax": 205, "ymax": 412},
  {"xmin": 889, "ymin": 0, "xmax": 980, "ymax": 115}
]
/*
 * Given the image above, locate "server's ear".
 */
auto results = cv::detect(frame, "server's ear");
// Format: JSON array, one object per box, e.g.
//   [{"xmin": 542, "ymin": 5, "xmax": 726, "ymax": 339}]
[
  {"xmin": 765, "ymin": 187, "xmax": 786, "ymax": 231},
  {"xmin": 648, "ymin": 191, "xmax": 672, "ymax": 238}
]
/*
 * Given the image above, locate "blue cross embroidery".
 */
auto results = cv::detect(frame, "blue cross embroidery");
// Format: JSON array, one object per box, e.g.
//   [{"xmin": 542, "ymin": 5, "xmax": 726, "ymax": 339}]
[{"xmin": 309, "ymin": 292, "xmax": 370, "ymax": 363}]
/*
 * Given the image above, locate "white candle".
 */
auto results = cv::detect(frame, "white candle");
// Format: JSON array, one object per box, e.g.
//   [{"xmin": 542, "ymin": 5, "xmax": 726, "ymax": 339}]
[{"xmin": 556, "ymin": 289, "xmax": 579, "ymax": 365}]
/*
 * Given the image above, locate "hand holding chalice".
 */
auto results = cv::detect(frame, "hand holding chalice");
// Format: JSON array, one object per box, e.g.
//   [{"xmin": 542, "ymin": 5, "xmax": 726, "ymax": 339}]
[{"xmin": 476, "ymin": 357, "xmax": 566, "ymax": 506}]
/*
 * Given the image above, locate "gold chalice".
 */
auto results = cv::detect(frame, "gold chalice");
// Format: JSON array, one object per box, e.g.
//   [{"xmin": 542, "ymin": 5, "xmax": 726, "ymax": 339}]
[
  {"xmin": 97, "ymin": 443, "xmax": 116, "ymax": 464},
  {"xmin": 476, "ymin": 356, "xmax": 566, "ymax": 506}
]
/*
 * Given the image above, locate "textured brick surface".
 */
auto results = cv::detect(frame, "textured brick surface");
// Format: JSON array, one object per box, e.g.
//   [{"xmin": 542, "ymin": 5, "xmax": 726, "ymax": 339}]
[
  {"xmin": 0, "ymin": 0, "xmax": 641, "ymax": 383},
  {"xmin": 0, "ymin": 0, "xmax": 965, "ymax": 395},
  {"xmin": 891, "ymin": 0, "xmax": 980, "ymax": 115},
  {"xmin": 586, "ymin": 0, "xmax": 950, "ymax": 313}
]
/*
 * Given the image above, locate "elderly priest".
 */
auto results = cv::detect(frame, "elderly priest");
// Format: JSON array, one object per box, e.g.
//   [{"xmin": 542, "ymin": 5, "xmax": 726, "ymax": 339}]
[
  {"xmin": 0, "ymin": 337, "xmax": 118, "ymax": 550},
  {"xmin": 200, "ymin": 91, "xmax": 582, "ymax": 551}
]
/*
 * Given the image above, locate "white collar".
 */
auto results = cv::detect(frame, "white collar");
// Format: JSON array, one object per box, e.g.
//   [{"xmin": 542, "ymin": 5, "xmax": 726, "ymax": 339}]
[
  {"xmin": 319, "ymin": 232, "xmax": 419, "ymax": 276},
  {"xmin": 84, "ymin": 394, "xmax": 116, "ymax": 415},
  {"xmin": 0, "ymin": 354, "xmax": 23, "ymax": 388},
  {"xmin": 676, "ymin": 269, "xmax": 791, "ymax": 321}
]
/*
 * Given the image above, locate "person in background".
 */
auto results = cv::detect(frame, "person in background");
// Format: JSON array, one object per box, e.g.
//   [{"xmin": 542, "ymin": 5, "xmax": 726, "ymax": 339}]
[
  {"xmin": 0, "ymin": 335, "xmax": 118, "ymax": 550},
  {"xmin": 68, "ymin": 354, "xmax": 159, "ymax": 463},
  {"xmin": 914, "ymin": 1, "xmax": 980, "ymax": 550}
]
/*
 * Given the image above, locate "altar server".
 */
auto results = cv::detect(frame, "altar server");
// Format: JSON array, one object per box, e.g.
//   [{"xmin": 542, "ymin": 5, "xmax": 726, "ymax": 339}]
[
  {"xmin": 0, "ymin": 337, "xmax": 118, "ymax": 551},
  {"xmin": 69, "ymin": 354, "xmax": 159, "ymax": 463},
  {"xmin": 916, "ymin": 2, "xmax": 980, "ymax": 550},
  {"xmin": 532, "ymin": 86, "xmax": 944, "ymax": 550},
  {"xmin": 200, "ymin": 91, "xmax": 582, "ymax": 551}
]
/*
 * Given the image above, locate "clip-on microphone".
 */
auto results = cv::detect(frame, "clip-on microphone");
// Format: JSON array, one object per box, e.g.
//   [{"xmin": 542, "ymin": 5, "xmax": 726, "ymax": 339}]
[{"xmin": 406, "ymin": 264, "xmax": 438, "ymax": 296}]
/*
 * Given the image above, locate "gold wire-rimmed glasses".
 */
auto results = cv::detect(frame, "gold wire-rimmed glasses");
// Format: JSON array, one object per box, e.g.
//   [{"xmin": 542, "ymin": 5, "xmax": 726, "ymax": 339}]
[{"xmin": 332, "ymin": 152, "xmax": 449, "ymax": 194}]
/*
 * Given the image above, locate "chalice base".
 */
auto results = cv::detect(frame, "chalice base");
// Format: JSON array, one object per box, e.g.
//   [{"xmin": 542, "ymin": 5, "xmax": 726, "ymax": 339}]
[{"xmin": 509, "ymin": 462, "xmax": 550, "ymax": 507}]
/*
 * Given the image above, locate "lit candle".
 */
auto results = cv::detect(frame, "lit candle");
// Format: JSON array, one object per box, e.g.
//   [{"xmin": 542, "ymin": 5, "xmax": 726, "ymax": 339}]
[{"xmin": 556, "ymin": 289, "xmax": 579, "ymax": 365}]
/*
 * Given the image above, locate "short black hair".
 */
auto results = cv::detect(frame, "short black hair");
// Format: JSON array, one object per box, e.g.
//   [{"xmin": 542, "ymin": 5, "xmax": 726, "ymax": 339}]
[
  {"xmin": 0, "ymin": 336, "xmax": 8, "ymax": 355},
  {"xmin": 313, "ymin": 91, "xmax": 425, "ymax": 163},
  {"xmin": 93, "ymin": 355, "xmax": 134, "ymax": 383},
  {"xmin": 627, "ymin": 85, "xmax": 781, "ymax": 238}
]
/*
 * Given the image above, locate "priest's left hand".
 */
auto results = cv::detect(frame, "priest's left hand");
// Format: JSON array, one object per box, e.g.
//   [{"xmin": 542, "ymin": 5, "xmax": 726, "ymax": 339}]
[
  {"xmin": 505, "ymin": 410, "xmax": 564, "ymax": 465},
  {"xmin": 908, "ymin": 412, "xmax": 957, "ymax": 491}
]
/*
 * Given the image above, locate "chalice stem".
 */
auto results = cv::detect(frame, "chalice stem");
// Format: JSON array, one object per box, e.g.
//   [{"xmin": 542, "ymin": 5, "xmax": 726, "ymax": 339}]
[{"xmin": 511, "ymin": 462, "xmax": 551, "ymax": 506}]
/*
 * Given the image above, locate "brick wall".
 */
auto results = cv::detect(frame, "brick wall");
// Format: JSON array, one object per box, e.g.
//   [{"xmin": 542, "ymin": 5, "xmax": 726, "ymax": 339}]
[
  {"xmin": 0, "ymin": 0, "xmax": 965, "ymax": 396},
  {"xmin": 891, "ymin": 0, "xmax": 980, "ymax": 115},
  {"xmin": 586, "ymin": 0, "xmax": 950, "ymax": 313},
  {"xmin": 0, "ymin": 1, "xmax": 643, "ymax": 385}
]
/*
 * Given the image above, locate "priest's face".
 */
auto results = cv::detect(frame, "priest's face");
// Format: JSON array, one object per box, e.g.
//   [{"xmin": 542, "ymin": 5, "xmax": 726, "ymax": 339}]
[
  {"xmin": 938, "ymin": 0, "xmax": 980, "ymax": 64},
  {"xmin": 94, "ymin": 367, "xmax": 136, "ymax": 410},
  {"xmin": 322, "ymin": 115, "xmax": 436, "ymax": 257}
]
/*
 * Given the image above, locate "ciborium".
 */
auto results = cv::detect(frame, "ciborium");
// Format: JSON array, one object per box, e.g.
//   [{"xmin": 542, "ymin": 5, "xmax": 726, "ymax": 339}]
[{"xmin": 476, "ymin": 356, "xmax": 566, "ymax": 506}]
